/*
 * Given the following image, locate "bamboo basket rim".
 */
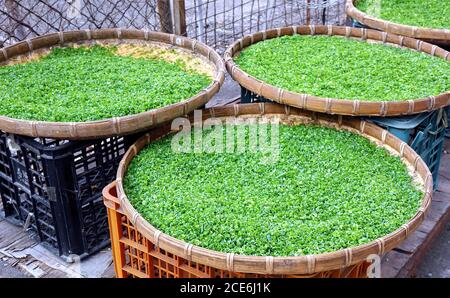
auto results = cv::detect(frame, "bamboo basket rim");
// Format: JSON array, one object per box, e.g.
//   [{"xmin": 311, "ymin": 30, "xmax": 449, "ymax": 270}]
[
  {"xmin": 110, "ymin": 102, "xmax": 434, "ymax": 275},
  {"xmin": 0, "ymin": 28, "xmax": 225, "ymax": 140},
  {"xmin": 346, "ymin": 0, "xmax": 450, "ymax": 42},
  {"xmin": 224, "ymin": 25, "xmax": 450, "ymax": 117}
]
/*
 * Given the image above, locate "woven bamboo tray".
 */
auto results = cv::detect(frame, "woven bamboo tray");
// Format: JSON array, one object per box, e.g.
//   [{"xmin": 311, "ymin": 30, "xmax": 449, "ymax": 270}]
[
  {"xmin": 104, "ymin": 102, "xmax": 433, "ymax": 278},
  {"xmin": 224, "ymin": 25, "xmax": 450, "ymax": 117},
  {"xmin": 346, "ymin": 0, "xmax": 450, "ymax": 47},
  {"xmin": 0, "ymin": 29, "xmax": 225, "ymax": 140}
]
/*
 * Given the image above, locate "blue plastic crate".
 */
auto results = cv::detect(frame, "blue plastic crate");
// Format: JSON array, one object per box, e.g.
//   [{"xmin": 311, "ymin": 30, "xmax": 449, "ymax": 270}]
[{"xmin": 368, "ymin": 109, "xmax": 448, "ymax": 190}]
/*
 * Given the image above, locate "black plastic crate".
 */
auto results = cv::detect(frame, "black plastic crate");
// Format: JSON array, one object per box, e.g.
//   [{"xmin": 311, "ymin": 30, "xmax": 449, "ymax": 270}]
[{"xmin": 0, "ymin": 132, "xmax": 139, "ymax": 261}]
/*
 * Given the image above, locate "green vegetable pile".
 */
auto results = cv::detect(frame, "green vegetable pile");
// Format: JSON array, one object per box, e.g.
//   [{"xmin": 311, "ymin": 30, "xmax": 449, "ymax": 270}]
[
  {"xmin": 356, "ymin": 0, "xmax": 449, "ymax": 29},
  {"xmin": 124, "ymin": 123, "xmax": 423, "ymax": 256},
  {"xmin": 234, "ymin": 35, "xmax": 450, "ymax": 101},
  {"xmin": 0, "ymin": 46, "xmax": 211, "ymax": 122}
]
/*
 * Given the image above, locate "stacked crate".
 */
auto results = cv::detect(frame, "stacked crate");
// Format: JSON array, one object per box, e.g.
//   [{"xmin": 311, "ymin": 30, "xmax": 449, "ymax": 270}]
[{"xmin": 0, "ymin": 133, "xmax": 138, "ymax": 260}]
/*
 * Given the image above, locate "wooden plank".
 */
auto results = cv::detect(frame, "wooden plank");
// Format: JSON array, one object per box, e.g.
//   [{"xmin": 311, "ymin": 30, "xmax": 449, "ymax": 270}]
[
  {"xmin": 306, "ymin": 0, "xmax": 311, "ymax": 25},
  {"xmin": 101, "ymin": 261, "xmax": 116, "ymax": 278},
  {"xmin": 172, "ymin": 0, "xmax": 187, "ymax": 36},
  {"xmin": 381, "ymin": 251, "xmax": 411, "ymax": 278},
  {"xmin": 0, "ymin": 221, "xmax": 35, "ymax": 252},
  {"xmin": 418, "ymin": 217, "xmax": 441, "ymax": 234},
  {"xmin": 397, "ymin": 209, "xmax": 449, "ymax": 278},
  {"xmin": 394, "ymin": 230, "xmax": 427, "ymax": 254},
  {"xmin": 0, "ymin": 222, "xmax": 73, "ymax": 277},
  {"xmin": 0, "ymin": 216, "xmax": 114, "ymax": 278}
]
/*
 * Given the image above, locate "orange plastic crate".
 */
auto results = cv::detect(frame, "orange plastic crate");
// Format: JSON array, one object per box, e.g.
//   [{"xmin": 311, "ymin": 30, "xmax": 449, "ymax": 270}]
[{"xmin": 104, "ymin": 182, "xmax": 370, "ymax": 278}]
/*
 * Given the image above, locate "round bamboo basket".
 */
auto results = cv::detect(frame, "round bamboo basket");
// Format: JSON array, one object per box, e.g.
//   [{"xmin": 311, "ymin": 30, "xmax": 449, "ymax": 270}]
[
  {"xmin": 346, "ymin": 0, "xmax": 450, "ymax": 47},
  {"xmin": 224, "ymin": 25, "xmax": 450, "ymax": 117},
  {"xmin": 111, "ymin": 102, "xmax": 433, "ymax": 277},
  {"xmin": 0, "ymin": 28, "xmax": 225, "ymax": 140}
]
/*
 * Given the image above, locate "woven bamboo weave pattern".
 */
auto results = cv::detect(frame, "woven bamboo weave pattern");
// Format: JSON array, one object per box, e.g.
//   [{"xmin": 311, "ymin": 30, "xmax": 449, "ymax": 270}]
[
  {"xmin": 105, "ymin": 102, "xmax": 433, "ymax": 277},
  {"xmin": 0, "ymin": 28, "xmax": 225, "ymax": 140},
  {"xmin": 224, "ymin": 25, "xmax": 450, "ymax": 117}
]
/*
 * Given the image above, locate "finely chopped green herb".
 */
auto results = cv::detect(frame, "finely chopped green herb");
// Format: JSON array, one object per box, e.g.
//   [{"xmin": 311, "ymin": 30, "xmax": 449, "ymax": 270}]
[
  {"xmin": 0, "ymin": 46, "xmax": 211, "ymax": 122},
  {"xmin": 234, "ymin": 35, "xmax": 450, "ymax": 101},
  {"xmin": 356, "ymin": 0, "xmax": 449, "ymax": 29},
  {"xmin": 124, "ymin": 124, "xmax": 423, "ymax": 256}
]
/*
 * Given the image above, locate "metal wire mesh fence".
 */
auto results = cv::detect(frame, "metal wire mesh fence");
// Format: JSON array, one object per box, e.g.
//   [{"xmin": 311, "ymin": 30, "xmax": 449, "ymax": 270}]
[
  {"xmin": 0, "ymin": 0, "xmax": 347, "ymax": 51},
  {"xmin": 0, "ymin": 0, "xmax": 163, "ymax": 47},
  {"xmin": 185, "ymin": 0, "xmax": 346, "ymax": 52}
]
